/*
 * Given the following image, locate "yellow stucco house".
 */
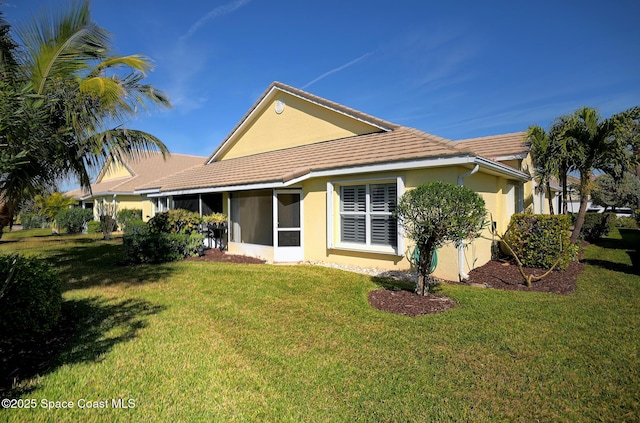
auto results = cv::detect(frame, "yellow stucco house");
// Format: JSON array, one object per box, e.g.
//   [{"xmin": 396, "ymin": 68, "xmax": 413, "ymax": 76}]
[
  {"xmin": 68, "ymin": 152, "xmax": 207, "ymax": 223},
  {"xmin": 136, "ymin": 82, "xmax": 544, "ymax": 281}
]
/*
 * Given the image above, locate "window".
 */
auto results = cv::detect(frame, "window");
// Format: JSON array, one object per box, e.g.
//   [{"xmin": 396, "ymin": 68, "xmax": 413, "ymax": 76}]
[{"xmin": 339, "ymin": 183, "xmax": 397, "ymax": 248}]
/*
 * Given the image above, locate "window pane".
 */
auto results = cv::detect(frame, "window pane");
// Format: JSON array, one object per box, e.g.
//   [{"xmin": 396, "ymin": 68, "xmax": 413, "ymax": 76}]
[
  {"xmin": 278, "ymin": 230, "xmax": 300, "ymax": 247},
  {"xmin": 341, "ymin": 216, "xmax": 365, "ymax": 243},
  {"xmin": 371, "ymin": 184, "xmax": 396, "ymax": 213},
  {"xmin": 341, "ymin": 186, "xmax": 366, "ymax": 212},
  {"xmin": 371, "ymin": 216, "xmax": 397, "ymax": 247},
  {"xmin": 278, "ymin": 193, "xmax": 300, "ymax": 228}
]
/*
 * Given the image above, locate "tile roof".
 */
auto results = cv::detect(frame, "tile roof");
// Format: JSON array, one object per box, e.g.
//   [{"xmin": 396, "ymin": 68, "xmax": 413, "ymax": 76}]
[
  {"xmin": 141, "ymin": 126, "xmax": 476, "ymax": 192},
  {"xmin": 68, "ymin": 152, "xmax": 206, "ymax": 199},
  {"xmin": 455, "ymin": 132, "xmax": 530, "ymax": 160}
]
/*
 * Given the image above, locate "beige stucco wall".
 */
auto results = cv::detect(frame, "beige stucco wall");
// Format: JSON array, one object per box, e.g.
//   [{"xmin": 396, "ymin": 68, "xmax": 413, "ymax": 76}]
[
  {"xmin": 299, "ymin": 166, "xmax": 509, "ymax": 282},
  {"xmin": 100, "ymin": 160, "xmax": 132, "ymax": 181},
  {"xmin": 217, "ymin": 92, "xmax": 382, "ymax": 161},
  {"xmin": 92, "ymin": 195, "xmax": 145, "ymax": 226}
]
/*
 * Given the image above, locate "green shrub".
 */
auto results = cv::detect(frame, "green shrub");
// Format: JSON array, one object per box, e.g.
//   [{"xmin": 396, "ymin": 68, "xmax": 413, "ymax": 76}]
[
  {"xmin": 56, "ymin": 208, "xmax": 93, "ymax": 234},
  {"xmin": 0, "ymin": 254, "xmax": 62, "ymax": 343},
  {"xmin": 123, "ymin": 233, "xmax": 204, "ymax": 263},
  {"xmin": 87, "ymin": 220, "xmax": 101, "ymax": 233},
  {"xmin": 615, "ymin": 216, "xmax": 638, "ymax": 229},
  {"xmin": 148, "ymin": 209, "xmax": 203, "ymax": 235},
  {"xmin": 116, "ymin": 208, "xmax": 143, "ymax": 232},
  {"xmin": 203, "ymin": 213, "xmax": 227, "ymax": 224},
  {"xmin": 580, "ymin": 212, "xmax": 616, "ymax": 241},
  {"xmin": 635, "ymin": 209, "xmax": 640, "ymax": 227},
  {"xmin": 503, "ymin": 214, "xmax": 575, "ymax": 270},
  {"xmin": 20, "ymin": 212, "xmax": 48, "ymax": 229},
  {"xmin": 123, "ymin": 219, "xmax": 149, "ymax": 236}
]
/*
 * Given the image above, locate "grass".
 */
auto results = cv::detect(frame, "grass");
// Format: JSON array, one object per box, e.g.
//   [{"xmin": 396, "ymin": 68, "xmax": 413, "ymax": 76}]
[{"xmin": 1, "ymin": 228, "xmax": 639, "ymax": 422}]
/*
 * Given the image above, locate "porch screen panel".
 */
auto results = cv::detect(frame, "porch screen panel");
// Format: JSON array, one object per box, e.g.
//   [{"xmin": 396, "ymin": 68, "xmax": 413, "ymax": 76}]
[
  {"xmin": 173, "ymin": 195, "xmax": 199, "ymax": 212},
  {"xmin": 202, "ymin": 193, "xmax": 223, "ymax": 215},
  {"xmin": 229, "ymin": 190, "xmax": 273, "ymax": 246}
]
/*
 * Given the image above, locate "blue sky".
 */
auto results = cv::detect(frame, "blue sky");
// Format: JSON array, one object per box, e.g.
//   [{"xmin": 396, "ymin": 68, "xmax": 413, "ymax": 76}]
[{"xmin": 5, "ymin": 0, "xmax": 640, "ymax": 160}]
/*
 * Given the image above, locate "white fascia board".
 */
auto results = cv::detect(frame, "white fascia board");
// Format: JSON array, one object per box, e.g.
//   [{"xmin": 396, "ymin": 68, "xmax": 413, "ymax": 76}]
[
  {"xmin": 146, "ymin": 181, "xmax": 287, "ymax": 197},
  {"xmin": 84, "ymin": 191, "xmax": 132, "ymax": 198},
  {"xmin": 474, "ymin": 157, "xmax": 531, "ymax": 181},
  {"xmin": 135, "ymin": 188, "xmax": 161, "ymax": 195},
  {"xmin": 494, "ymin": 154, "xmax": 527, "ymax": 161}
]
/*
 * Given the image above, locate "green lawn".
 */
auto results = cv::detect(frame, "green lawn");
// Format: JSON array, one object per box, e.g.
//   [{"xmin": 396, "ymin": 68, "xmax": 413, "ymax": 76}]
[{"xmin": 1, "ymin": 228, "xmax": 638, "ymax": 422}]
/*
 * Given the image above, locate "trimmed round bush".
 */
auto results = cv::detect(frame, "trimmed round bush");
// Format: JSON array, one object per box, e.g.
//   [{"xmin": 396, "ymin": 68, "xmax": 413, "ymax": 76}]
[{"xmin": 0, "ymin": 254, "xmax": 62, "ymax": 343}]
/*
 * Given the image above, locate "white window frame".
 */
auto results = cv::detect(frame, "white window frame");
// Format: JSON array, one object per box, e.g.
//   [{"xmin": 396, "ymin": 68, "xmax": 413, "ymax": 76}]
[{"xmin": 327, "ymin": 176, "xmax": 404, "ymax": 256}]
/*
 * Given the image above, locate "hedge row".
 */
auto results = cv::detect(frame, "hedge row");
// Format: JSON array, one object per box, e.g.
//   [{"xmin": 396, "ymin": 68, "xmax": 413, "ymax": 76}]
[
  {"xmin": 0, "ymin": 254, "xmax": 62, "ymax": 343},
  {"xmin": 123, "ymin": 233, "xmax": 204, "ymax": 263}
]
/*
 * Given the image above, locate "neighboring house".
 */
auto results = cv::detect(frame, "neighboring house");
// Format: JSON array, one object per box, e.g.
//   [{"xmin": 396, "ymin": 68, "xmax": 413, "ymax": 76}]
[
  {"xmin": 67, "ymin": 152, "xmax": 206, "ymax": 223},
  {"xmin": 137, "ymin": 81, "xmax": 534, "ymax": 281}
]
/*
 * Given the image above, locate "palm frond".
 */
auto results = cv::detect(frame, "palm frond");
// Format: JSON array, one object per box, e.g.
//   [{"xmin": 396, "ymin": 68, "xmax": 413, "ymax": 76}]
[
  {"xmin": 87, "ymin": 54, "xmax": 154, "ymax": 78},
  {"xmin": 16, "ymin": 0, "xmax": 110, "ymax": 95}
]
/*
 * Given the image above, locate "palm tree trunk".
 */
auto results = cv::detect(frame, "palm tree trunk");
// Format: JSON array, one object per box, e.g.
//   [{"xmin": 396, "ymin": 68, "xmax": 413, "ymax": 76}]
[
  {"xmin": 0, "ymin": 201, "xmax": 12, "ymax": 240},
  {"xmin": 561, "ymin": 170, "xmax": 568, "ymax": 214},
  {"xmin": 546, "ymin": 182, "xmax": 554, "ymax": 215},
  {"xmin": 570, "ymin": 175, "xmax": 591, "ymax": 243},
  {"xmin": 636, "ymin": 161, "xmax": 640, "ymax": 209}
]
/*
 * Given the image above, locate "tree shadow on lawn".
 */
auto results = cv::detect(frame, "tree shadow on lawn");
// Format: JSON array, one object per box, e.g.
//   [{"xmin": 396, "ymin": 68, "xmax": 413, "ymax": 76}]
[
  {"xmin": 1, "ymin": 296, "xmax": 166, "ymax": 397},
  {"xmin": 582, "ymin": 229, "xmax": 640, "ymax": 276},
  {"xmin": 49, "ymin": 241, "xmax": 177, "ymax": 291}
]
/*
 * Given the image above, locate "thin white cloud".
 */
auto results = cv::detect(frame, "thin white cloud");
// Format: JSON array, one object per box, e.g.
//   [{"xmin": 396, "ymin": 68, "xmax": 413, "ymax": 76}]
[
  {"xmin": 180, "ymin": 0, "xmax": 251, "ymax": 41},
  {"xmin": 302, "ymin": 52, "xmax": 373, "ymax": 89}
]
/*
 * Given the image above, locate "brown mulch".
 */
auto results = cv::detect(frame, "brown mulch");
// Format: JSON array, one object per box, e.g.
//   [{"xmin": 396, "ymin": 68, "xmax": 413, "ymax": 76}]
[
  {"xmin": 463, "ymin": 260, "xmax": 584, "ymax": 294},
  {"xmin": 368, "ymin": 260, "xmax": 584, "ymax": 317},
  {"xmin": 184, "ymin": 248, "xmax": 266, "ymax": 264},
  {"xmin": 368, "ymin": 289, "xmax": 457, "ymax": 317}
]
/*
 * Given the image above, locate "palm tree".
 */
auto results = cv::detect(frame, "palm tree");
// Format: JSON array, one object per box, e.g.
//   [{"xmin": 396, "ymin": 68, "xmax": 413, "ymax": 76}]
[
  {"xmin": 562, "ymin": 107, "xmax": 638, "ymax": 243},
  {"xmin": 0, "ymin": 1, "xmax": 171, "ymax": 235},
  {"xmin": 528, "ymin": 125, "xmax": 557, "ymax": 214}
]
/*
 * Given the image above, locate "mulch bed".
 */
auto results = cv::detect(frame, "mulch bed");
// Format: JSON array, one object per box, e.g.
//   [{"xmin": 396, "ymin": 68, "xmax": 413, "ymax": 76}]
[
  {"xmin": 368, "ymin": 260, "xmax": 584, "ymax": 317},
  {"xmin": 368, "ymin": 289, "xmax": 457, "ymax": 317},
  {"xmin": 463, "ymin": 260, "xmax": 583, "ymax": 294},
  {"xmin": 184, "ymin": 248, "xmax": 266, "ymax": 264}
]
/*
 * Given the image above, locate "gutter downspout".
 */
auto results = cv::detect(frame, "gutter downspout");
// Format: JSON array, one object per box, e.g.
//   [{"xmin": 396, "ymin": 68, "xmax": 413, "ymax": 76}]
[{"xmin": 457, "ymin": 164, "xmax": 480, "ymax": 281}]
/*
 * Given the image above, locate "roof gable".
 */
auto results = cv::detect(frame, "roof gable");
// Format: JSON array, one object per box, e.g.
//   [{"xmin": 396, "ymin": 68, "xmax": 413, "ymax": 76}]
[
  {"xmin": 207, "ymin": 82, "xmax": 398, "ymax": 163},
  {"xmin": 96, "ymin": 157, "xmax": 134, "ymax": 183},
  {"xmin": 71, "ymin": 152, "xmax": 206, "ymax": 199}
]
